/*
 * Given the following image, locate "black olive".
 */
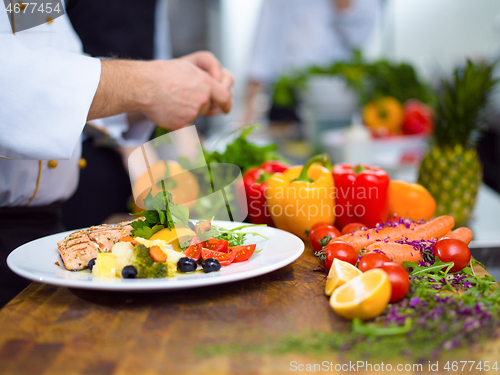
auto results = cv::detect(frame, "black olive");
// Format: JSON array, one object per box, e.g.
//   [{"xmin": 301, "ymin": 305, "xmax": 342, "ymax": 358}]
[
  {"xmin": 202, "ymin": 258, "xmax": 221, "ymax": 273},
  {"xmin": 188, "ymin": 221, "xmax": 196, "ymax": 231},
  {"xmin": 177, "ymin": 257, "xmax": 197, "ymax": 273},
  {"xmin": 87, "ymin": 258, "xmax": 96, "ymax": 272},
  {"xmin": 122, "ymin": 265, "xmax": 138, "ymax": 279}
]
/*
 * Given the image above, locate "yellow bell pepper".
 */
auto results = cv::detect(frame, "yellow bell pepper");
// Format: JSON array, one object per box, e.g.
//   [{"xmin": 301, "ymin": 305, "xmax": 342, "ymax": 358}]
[{"xmin": 266, "ymin": 154, "xmax": 335, "ymax": 240}]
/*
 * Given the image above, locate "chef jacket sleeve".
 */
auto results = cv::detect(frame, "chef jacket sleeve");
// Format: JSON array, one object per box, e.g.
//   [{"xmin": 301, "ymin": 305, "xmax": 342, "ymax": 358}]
[
  {"xmin": 0, "ymin": 33, "xmax": 101, "ymax": 161},
  {"xmin": 88, "ymin": 114, "xmax": 155, "ymax": 148}
]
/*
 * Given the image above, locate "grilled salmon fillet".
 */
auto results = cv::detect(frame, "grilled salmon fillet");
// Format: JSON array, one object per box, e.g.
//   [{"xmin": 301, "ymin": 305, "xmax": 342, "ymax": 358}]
[{"xmin": 58, "ymin": 220, "xmax": 134, "ymax": 271}]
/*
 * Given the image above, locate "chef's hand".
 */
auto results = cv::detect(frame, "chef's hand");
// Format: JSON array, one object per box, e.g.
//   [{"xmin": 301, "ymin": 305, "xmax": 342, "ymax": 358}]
[
  {"xmin": 88, "ymin": 56, "xmax": 233, "ymax": 129},
  {"xmin": 138, "ymin": 58, "xmax": 233, "ymax": 129},
  {"xmin": 180, "ymin": 51, "xmax": 234, "ymax": 116}
]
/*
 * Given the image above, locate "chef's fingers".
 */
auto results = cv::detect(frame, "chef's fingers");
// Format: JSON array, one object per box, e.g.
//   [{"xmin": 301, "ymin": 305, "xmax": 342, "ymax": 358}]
[
  {"xmin": 206, "ymin": 76, "xmax": 233, "ymax": 114},
  {"xmin": 181, "ymin": 51, "xmax": 224, "ymax": 83},
  {"xmin": 220, "ymin": 68, "xmax": 235, "ymax": 90}
]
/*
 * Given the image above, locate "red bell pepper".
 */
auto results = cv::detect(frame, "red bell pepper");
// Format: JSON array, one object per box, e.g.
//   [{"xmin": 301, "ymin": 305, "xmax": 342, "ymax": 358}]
[
  {"xmin": 243, "ymin": 161, "xmax": 288, "ymax": 226},
  {"xmin": 332, "ymin": 164, "xmax": 389, "ymax": 229}
]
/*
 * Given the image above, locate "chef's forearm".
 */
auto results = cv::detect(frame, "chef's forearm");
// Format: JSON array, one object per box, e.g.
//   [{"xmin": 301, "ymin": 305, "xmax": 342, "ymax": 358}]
[
  {"xmin": 87, "ymin": 58, "xmax": 233, "ymax": 130},
  {"xmin": 87, "ymin": 60, "xmax": 146, "ymax": 122}
]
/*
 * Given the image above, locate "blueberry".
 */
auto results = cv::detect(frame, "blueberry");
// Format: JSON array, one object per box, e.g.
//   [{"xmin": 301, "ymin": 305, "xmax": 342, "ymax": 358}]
[
  {"xmin": 122, "ymin": 265, "xmax": 138, "ymax": 279},
  {"xmin": 87, "ymin": 258, "xmax": 96, "ymax": 272},
  {"xmin": 177, "ymin": 257, "xmax": 197, "ymax": 273},
  {"xmin": 202, "ymin": 258, "xmax": 221, "ymax": 273}
]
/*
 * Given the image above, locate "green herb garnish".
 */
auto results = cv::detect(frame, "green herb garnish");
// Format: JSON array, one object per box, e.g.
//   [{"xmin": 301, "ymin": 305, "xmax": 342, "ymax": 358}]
[
  {"xmin": 130, "ymin": 189, "xmax": 190, "ymax": 239},
  {"xmin": 197, "ymin": 223, "xmax": 267, "ymax": 247}
]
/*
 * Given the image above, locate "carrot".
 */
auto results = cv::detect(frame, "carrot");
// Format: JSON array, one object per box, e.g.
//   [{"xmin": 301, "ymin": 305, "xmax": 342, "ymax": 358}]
[
  {"xmin": 397, "ymin": 215, "xmax": 454, "ymax": 242},
  {"xmin": 364, "ymin": 242, "xmax": 424, "ymax": 266},
  {"xmin": 150, "ymin": 245, "xmax": 167, "ymax": 262},
  {"xmin": 330, "ymin": 220, "xmax": 421, "ymax": 252},
  {"xmin": 441, "ymin": 227, "xmax": 473, "ymax": 245},
  {"xmin": 119, "ymin": 236, "xmax": 134, "ymax": 242}
]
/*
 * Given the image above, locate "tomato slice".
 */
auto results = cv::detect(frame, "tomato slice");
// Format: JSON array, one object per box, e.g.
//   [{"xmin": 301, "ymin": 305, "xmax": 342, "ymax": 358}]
[
  {"xmin": 183, "ymin": 236, "xmax": 202, "ymax": 261},
  {"xmin": 201, "ymin": 238, "xmax": 229, "ymax": 253},
  {"xmin": 201, "ymin": 248, "xmax": 236, "ymax": 267},
  {"xmin": 229, "ymin": 244, "xmax": 257, "ymax": 263}
]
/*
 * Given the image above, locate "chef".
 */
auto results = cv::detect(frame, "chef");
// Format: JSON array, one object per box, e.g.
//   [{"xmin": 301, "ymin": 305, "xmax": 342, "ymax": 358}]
[{"xmin": 0, "ymin": 5, "xmax": 233, "ymax": 306}]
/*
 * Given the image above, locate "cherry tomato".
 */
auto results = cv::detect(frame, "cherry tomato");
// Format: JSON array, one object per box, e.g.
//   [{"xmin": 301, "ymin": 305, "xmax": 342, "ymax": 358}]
[
  {"xmin": 309, "ymin": 225, "xmax": 341, "ymax": 254},
  {"xmin": 432, "ymin": 238, "xmax": 471, "ymax": 273},
  {"xmin": 358, "ymin": 252, "xmax": 391, "ymax": 272},
  {"xmin": 228, "ymin": 244, "xmax": 257, "ymax": 263},
  {"xmin": 341, "ymin": 222, "xmax": 366, "ymax": 235},
  {"xmin": 310, "ymin": 221, "xmax": 334, "ymax": 233},
  {"xmin": 376, "ymin": 262, "xmax": 410, "ymax": 303},
  {"xmin": 322, "ymin": 242, "xmax": 358, "ymax": 271},
  {"xmin": 201, "ymin": 238, "xmax": 229, "ymax": 253},
  {"xmin": 201, "ymin": 248, "xmax": 236, "ymax": 267},
  {"xmin": 183, "ymin": 237, "xmax": 202, "ymax": 261}
]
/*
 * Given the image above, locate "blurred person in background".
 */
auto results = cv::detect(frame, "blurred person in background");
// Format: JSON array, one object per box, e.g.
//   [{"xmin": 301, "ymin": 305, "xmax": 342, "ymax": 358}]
[{"xmin": 242, "ymin": 0, "xmax": 381, "ymax": 126}]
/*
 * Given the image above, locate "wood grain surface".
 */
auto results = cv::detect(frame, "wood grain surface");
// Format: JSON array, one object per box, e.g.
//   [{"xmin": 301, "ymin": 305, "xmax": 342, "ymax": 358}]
[{"xmin": 0, "ymin": 246, "xmax": 499, "ymax": 375}]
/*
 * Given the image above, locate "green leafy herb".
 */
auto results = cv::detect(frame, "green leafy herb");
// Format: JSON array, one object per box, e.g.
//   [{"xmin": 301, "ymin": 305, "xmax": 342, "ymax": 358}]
[
  {"xmin": 130, "ymin": 189, "xmax": 190, "ymax": 239},
  {"xmin": 196, "ymin": 223, "xmax": 267, "ymax": 247}
]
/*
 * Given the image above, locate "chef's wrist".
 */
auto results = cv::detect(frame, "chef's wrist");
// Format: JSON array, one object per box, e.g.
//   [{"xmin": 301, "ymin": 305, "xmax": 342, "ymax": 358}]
[{"xmin": 88, "ymin": 59, "xmax": 148, "ymax": 121}]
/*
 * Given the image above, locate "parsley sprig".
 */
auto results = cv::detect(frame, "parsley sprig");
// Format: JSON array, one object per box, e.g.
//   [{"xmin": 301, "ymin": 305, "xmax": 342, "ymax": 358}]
[{"xmin": 130, "ymin": 189, "xmax": 190, "ymax": 239}]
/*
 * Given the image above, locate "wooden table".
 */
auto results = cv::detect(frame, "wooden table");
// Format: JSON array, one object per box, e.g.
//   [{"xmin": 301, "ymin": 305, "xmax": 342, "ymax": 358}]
[{"xmin": 1, "ymin": 246, "xmax": 499, "ymax": 375}]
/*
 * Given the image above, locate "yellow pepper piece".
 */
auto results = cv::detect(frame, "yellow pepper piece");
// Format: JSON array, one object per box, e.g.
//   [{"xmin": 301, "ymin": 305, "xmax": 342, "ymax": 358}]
[{"xmin": 266, "ymin": 154, "xmax": 335, "ymax": 240}]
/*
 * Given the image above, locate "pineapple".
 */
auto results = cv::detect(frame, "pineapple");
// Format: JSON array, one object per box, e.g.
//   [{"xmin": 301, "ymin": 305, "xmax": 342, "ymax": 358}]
[{"xmin": 418, "ymin": 60, "xmax": 497, "ymax": 226}]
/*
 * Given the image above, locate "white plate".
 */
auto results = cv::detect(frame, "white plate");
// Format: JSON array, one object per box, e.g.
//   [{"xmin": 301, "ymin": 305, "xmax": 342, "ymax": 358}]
[{"xmin": 7, "ymin": 221, "xmax": 304, "ymax": 291}]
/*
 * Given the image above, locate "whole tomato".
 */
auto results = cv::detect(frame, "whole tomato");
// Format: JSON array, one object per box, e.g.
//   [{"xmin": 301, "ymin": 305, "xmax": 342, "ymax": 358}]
[
  {"xmin": 309, "ymin": 224, "xmax": 341, "ymax": 254},
  {"xmin": 402, "ymin": 100, "xmax": 433, "ymax": 135},
  {"xmin": 376, "ymin": 262, "xmax": 410, "ymax": 303},
  {"xmin": 433, "ymin": 238, "xmax": 471, "ymax": 273},
  {"xmin": 321, "ymin": 242, "xmax": 358, "ymax": 271},
  {"xmin": 341, "ymin": 222, "xmax": 366, "ymax": 235},
  {"xmin": 309, "ymin": 221, "xmax": 334, "ymax": 234},
  {"xmin": 358, "ymin": 252, "xmax": 391, "ymax": 272}
]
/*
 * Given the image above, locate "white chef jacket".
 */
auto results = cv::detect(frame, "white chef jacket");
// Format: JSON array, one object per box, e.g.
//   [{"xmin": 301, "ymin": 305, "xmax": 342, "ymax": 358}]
[
  {"xmin": 248, "ymin": 0, "xmax": 381, "ymax": 84},
  {"xmin": 0, "ymin": 3, "xmax": 166, "ymax": 207}
]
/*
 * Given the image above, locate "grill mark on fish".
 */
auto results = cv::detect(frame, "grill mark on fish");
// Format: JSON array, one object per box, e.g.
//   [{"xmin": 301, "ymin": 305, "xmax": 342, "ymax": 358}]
[{"xmin": 58, "ymin": 221, "xmax": 135, "ymax": 271}]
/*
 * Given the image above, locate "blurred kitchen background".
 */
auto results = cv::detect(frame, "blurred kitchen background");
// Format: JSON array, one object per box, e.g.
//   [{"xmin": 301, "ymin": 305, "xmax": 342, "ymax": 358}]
[{"xmin": 163, "ymin": 0, "xmax": 500, "ymax": 190}]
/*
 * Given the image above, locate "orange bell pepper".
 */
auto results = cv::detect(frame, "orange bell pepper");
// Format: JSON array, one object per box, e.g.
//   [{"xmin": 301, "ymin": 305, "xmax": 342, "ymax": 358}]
[{"xmin": 388, "ymin": 180, "xmax": 436, "ymax": 221}]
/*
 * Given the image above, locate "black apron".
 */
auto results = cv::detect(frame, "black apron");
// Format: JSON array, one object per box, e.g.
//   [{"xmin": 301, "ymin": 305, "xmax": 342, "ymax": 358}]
[{"xmin": 66, "ymin": 0, "xmax": 157, "ymax": 60}]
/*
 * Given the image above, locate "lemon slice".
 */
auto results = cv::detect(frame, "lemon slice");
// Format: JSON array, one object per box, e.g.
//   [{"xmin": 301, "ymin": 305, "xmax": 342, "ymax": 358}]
[
  {"xmin": 92, "ymin": 253, "xmax": 116, "ymax": 278},
  {"xmin": 325, "ymin": 259, "xmax": 362, "ymax": 296},
  {"xmin": 330, "ymin": 268, "xmax": 391, "ymax": 320}
]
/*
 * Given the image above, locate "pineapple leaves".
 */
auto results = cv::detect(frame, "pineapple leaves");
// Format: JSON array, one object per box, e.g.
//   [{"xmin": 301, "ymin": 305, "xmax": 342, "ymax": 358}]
[{"xmin": 434, "ymin": 59, "xmax": 498, "ymax": 149}]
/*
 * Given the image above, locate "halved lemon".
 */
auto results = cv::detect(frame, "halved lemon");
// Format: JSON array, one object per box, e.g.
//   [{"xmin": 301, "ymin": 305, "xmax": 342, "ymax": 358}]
[
  {"xmin": 149, "ymin": 227, "xmax": 196, "ymax": 252},
  {"xmin": 330, "ymin": 268, "xmax": 391, "ymax": 320},
  {"xmin": 325, "ymin": 259, "xmax": 362, "ymax": 296}
]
